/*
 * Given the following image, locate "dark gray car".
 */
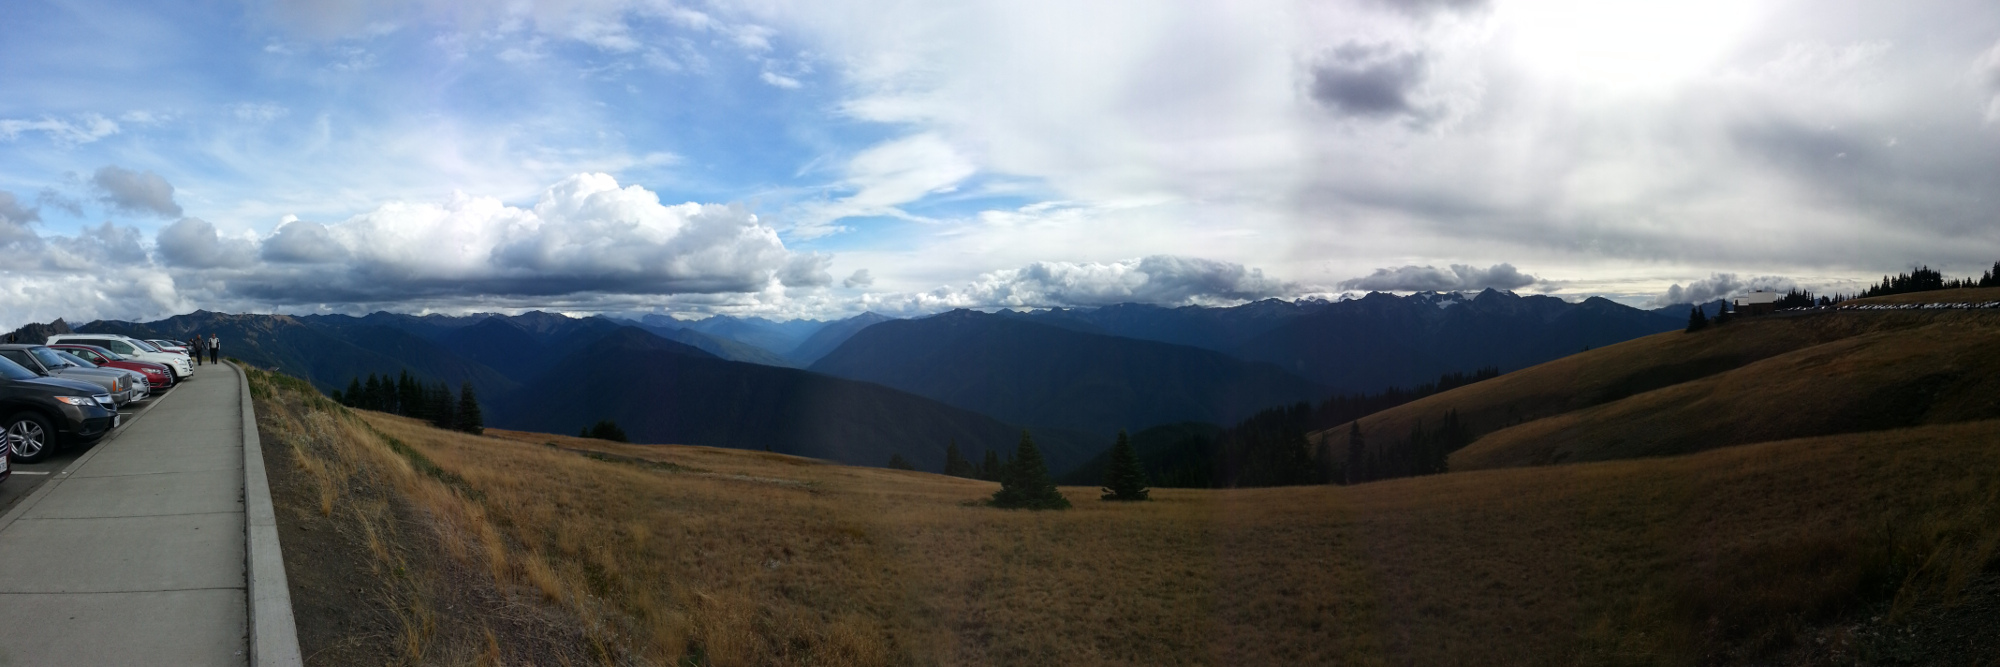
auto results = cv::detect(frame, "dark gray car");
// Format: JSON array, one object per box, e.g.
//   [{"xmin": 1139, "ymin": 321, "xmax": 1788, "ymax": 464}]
[{"xmin": 0, "ymin": 345, "xmax": 139, "ymax": 406}]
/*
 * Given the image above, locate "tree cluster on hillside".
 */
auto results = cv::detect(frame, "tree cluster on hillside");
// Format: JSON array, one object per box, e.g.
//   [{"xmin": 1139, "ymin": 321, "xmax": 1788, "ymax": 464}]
[
  {"xmin": 581, "ymin": 420, "xmax": 629, "ymax": 443},
  {"xmin": 1103, "ymin": 367, "xmax": 1501, "ymax": 489},
  {"xmin": 1859, "ymin": 263, "xmax": 2000, "ymax": 298},
  {"xmin": 939, "ymin": 438, "xmax": 1011, "ymax": 482},
  {"xmin": 333, "ymin": 370, "xmax": 483, "ymax": 434}
]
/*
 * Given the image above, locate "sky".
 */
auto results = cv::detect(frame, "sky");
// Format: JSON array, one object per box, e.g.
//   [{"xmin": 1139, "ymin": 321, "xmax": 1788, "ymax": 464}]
[{"xmin": 2, "ymin": 0, "xmax": 1998, "ymax": 327}]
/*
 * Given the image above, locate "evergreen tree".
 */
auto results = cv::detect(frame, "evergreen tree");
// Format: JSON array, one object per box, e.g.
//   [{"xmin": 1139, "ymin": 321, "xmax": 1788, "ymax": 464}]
[
  {"xmin": 344, "ymin": 377, "xmax": 363, "ymax": 407},
  {"xmin": 1099, "ymin": 430, "xmax": 1150, "ymax": 501},
  {"xmin": 887, "ymin": 453, "xmax": 915, "ymax": 470},
  {"xmin": 456, "ymin": 382, "xmax": 483, "ymax": 435},
  {"xmin": 980, "ymin": 449, "xmax": 1002, "ymax": 481},
  {"xmin": 1346, "ymin": 421, "xmax": 1365, "ymax": 485},
  {"xmin": 363, "ymin": 374, "xmax": 382, "ymax": 411},
  {"xmin": 429, "ymin": 382, "xmax": 456, "ymax": 430},
  {"xmin": 585, "ymin": 420, "xmax": 628, "ymax": 442},
  {"xmin": 991, "ymin": 431, "xmax": 1070, "ymax": 509},
  {"xmin": 942, "ymin": 439, "xmax": 975, "ymax": 478},
  {"xmin": 1686, "ymin": 305, "xmax": 1709, "ymax": 332}
]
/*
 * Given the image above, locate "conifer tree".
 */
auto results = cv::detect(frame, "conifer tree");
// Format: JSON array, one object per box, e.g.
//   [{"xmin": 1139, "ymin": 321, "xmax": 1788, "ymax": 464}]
[
  {"xmin": 456, "ymin": 382, "xmax": 483, "ymax": 435},
  {"xmin": 1100, "ymin": 430, "xmax": 1150, "ymax": 501},
  {"xmin": 991, "ymin": 431, "xmax": 1070, "ymax": 509},
  {"xmin": 586, "ymin": 420, "xmax": 628, "ymax": 442},
  {"xmin": 1685, "ymin": 305, "xmax": 1708, "ymax": 332},
  {"xmin": 943, "ymin": 439, "xmax": 975, "ymax": 477},
  {"xmin": 981, "ymin": 449, "xmax": 1002, "ymax": 481},
  {"xmin": 344, "ymin": 377, "xmax": 363, "ymax": 407},
  {"xmin": 1346, "ymin": 421, "xmax": 1365, "ymax": 485},
  {"xmin": 363, "ymin": 374, "xmax": 382, "ymax": 411},
  {"xmin": 430, "ymin": 382, "xmax": 456, "ymax": 430},
  {"xmin": 887, "ymin": 453, "xmax": 915, "ymax": 470}
]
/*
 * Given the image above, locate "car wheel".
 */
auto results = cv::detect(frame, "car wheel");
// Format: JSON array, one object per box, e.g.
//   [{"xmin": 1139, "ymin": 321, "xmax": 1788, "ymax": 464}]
[{"xmin": 6, "ymin": 412, "xmax": 55, "ymax": 463}]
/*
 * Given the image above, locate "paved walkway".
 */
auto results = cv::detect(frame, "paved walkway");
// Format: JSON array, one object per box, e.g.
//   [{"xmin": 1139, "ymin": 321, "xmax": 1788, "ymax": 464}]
[{"xmin": 0, "ymin": 364, "xmax": 252, "ymax": 665}]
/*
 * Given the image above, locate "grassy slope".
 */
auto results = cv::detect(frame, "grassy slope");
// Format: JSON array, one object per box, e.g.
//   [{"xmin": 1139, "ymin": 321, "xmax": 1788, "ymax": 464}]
[
  {"xmin": 1308, "ymin": 310, "xmax": 2000, "ymax": 471},
  {"xmin": 251, "ymin": 367, "xmax": 2000, "ymax": 665},
  {"xmin": 1843, "ymin": 285, "xmax": 2000, "ymax": 305}
]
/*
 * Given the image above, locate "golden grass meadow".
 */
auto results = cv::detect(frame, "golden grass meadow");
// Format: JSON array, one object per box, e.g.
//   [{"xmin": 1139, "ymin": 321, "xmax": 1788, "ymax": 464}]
[{"xmin": 250, "ymin": 346, "xmax": 2000, "ymax": 665}]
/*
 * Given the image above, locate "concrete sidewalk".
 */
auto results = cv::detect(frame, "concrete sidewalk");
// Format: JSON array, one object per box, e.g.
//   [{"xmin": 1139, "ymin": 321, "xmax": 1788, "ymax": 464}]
[{"xmin": 0, "ymin": 364, "xmax": 255, "ymax": 665}]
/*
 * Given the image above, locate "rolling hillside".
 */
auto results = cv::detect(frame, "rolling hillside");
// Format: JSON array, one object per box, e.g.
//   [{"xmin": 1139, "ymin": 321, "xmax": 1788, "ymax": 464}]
[
  {"xmin": 785, "ymin": 311, "xmax": 892, "ymax": 364},
  {"xmin": 252, "ymin": 366, "xmax": 2000, "ymax": 665},
  {"xmin": 810, "ymin": 309, "xmax": 1327, "ymax": 436},
  {"xmin": 1309, "ymin": 307, "xmax": 2000, "ymax": 473}
]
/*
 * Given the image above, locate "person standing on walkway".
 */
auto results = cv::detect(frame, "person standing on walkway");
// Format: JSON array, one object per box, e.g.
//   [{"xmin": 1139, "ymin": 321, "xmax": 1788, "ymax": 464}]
[
  {"xmin": 191, "ymin": 334, "xmax": 204, "ymax": 366},
  {"xmin": 208, "ymin": 333, "xmax": 219, "ymax": 365}
]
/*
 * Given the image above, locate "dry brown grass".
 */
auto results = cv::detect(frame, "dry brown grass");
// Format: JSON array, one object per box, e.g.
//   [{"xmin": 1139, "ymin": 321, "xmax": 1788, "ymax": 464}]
[
  {"xmin": 1311, "ymin": 309, "xmax": 2000, "ymax": 473},
  {"xmin": 252, "ymin": 369, "xmax": 2000, "ymax": 665},
  {"xmin": 1844, "ymin": 286, "xmax": 2000, "ymax": 305}
]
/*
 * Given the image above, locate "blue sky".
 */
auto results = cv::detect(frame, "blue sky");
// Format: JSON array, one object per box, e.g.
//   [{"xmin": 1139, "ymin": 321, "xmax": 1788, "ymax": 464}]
[{"xmin": 3, "ymin": 0, "xmax": 1999, "ymax": 326}]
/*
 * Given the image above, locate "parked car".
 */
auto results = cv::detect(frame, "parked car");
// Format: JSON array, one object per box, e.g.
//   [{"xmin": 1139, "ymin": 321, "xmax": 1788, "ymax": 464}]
[
  {"xmin": 45, "ymin": 334, "xmax": 194, "ymax": 379},
  {"xmin": 47, "ymin": 344, "xmax": 175, "ymax": 390},
  {"xmin": 51, "ymin": 349, "xmax": 149, "ymax": 402},
  {"xmin": 0, "ymin": 345, "xmax": 139, "ymax": 406},
  {"xmin": 146, "ymin": 339, "xmax": 188, "ymax": 355},
  {"xmin": 0, "ymin": 355, "xmax": 118, "ymax": 462}
]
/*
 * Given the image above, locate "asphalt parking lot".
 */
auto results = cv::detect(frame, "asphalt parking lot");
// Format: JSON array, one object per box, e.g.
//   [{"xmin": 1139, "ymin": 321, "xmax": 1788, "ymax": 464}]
[{"xmin": 0, "ymin": 382, "xmax": 176, "ymax": 516}]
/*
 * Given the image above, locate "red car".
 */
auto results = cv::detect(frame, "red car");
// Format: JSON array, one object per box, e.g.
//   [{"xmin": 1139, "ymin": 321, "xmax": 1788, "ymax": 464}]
[{"xmin": 49, "ymin": 344, "xmax": 176, "ymax": 390}]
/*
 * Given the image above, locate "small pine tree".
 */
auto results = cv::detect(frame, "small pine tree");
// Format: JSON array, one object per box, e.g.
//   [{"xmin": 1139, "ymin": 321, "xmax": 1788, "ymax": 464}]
[
  {"xmin": 456, "ymin": 382, "xmax": 483, "ymax": 435},
  {"xmin": 980, "ymin": 449, "xmax": 1002, "ymax": 481},
  {"xmin": 1686, "ymin": 305, "xmax": 1709, "ymax": 332},
  {"xmin": 1099, "ymin": 430, "xmax": 1149, "ymax": 501},
  {"xmin": 991, "ymin": 431, "xmax": 1070, "ymax": 510},
  {"xmin": 344, "ymin": 377, "xmax": 363, "ymax": 406},
  {"xmin": 363, "ymin": 374, "xmax": 382, "ymax": 411},
  {"xmin": 943, "ymin": 439, "xmax": 975, "ymax": 478},
  {"xmin": 1346, "ymin": 421, "xmax": 1365, "ymax": 485},
  {"xmin": 586, "ymin": 420, "xmax": 628, "ymax": 442},
  {"xmin": 887, "ymin": 453, "xmax": 915, "ymax": 470},
  {"xmin": 429, "ymin": 382, "xmax": 455, "ymax": 430}
]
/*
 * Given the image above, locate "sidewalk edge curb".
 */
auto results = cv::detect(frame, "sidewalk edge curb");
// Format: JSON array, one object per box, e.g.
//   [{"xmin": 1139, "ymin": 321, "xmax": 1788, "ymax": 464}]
[{"xmin": 234, "ymin": 362, "xmax": 304, "ymax": 667}]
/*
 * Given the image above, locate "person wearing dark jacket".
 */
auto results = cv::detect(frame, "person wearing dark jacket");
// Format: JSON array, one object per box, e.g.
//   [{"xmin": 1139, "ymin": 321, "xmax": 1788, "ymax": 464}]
[{"xmin": 191, "ymin": 335, "xmax": 204, "ymax": 366}]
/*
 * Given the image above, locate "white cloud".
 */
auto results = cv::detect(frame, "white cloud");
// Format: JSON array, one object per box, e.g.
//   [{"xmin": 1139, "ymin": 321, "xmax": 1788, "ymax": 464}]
[
  {"xmin": 1652, "ymin": 273, "xmax": 1797, "ymax": 307},
  {"xmin": 760, "ymin": 71, "xmax": 801, "ymax": 88},
  {"xmin": 842, "ymin": 268, "xmax": 873, "ymax": 288},
  {"xmin": 787, "ymin": 133, "xmax": 976, "ymax": 237},
  {"xmin": 1338, "ymin": 263, "xmax": 1539, "ymax": 292},
  {"xmin": 0, "ymin": 114, "xmax": 121, "ymax": 145},
  {"xmin": 857, "ymin": 255, "xmax": 1297, "ymax": 314}
]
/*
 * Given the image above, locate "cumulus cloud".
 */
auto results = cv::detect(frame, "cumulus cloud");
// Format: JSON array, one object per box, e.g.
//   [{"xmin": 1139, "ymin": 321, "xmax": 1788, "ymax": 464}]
[
  {"xmin": 156, "ymin": 217, "xmax": 257, "ymax": 268},
  {"xmin": 260, "ymin": 217, "xmax": 348, "ymax": 264},
  {"xmin": 1338, "ymin": 263, "xmax": 1539, "ymax": 292},
  {"xmin": 778, "ymin": 253, "xmax": 833, "ymax": 287},
  {"xmin": 842, "ymin": 268, "xmax": 874, "ymax": 289},
  {"xmin": 1653, "ymin": 274, "xmax": 1797, "ymax": 307},
  {"xmin": 1309, "ymin": 43, "xmax": 1432, "ymax": 120},
  {"xmin": 862, "ymin": 255, "xmax": 1296, "ymax": 313},
  {"xmin": 92, "ymin": 165, "xmax": 183, "ymax": 218},
  {"xmin": 0, "ymin": 191, "xmax": 40, "ymax": 246},
  {"xmin": 220, "ymin": 173, "xmax": 816, "ymax": 305}
]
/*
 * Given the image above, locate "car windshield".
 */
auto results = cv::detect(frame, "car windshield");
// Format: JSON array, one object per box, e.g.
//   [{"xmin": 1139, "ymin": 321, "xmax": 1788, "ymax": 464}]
[
  {"xmin": 30, "ymin": 347, "xmax": 73, "ymax": 369},
  {"xmin": 53, "ymin": 351, "xmax": 99, "ymax": 369},
  {"xmin": 128, "ymin": 339, "xmax": 162, "ymax": 352},
  {"xmin": 0, "ymin": 355, "xmax": 37, "ymax": 381}
]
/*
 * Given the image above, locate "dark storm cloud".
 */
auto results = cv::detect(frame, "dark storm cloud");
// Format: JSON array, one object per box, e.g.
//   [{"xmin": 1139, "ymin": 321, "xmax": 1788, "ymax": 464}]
[
  {"xmin": 1309, "ymin": 43, "xmax": 1430, "ymax": 119},
  {"xmin": 1338, "ymin": 263, "xmax": 1539, "ymax": 292},
  {"xmin": 156, "ymin": 217, "xmax": 255, "ymax": 268},
  {"xmin": 92, "ymin": 165, "xmax": 183, "ymax": 218}
]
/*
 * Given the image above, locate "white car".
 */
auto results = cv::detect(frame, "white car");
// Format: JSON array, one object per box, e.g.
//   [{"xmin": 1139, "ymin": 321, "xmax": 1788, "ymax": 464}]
[
  {"xmin": 45, "ymin": 334, "xmax": 196, "ymax": 380},
  {"xmin": 146, "ymin": 339, "xmax": 189, "ymax": 355}
]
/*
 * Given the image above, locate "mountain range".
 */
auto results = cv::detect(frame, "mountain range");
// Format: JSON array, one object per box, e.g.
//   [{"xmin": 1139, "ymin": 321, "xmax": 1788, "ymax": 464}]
[{"xmin": 59, "ymin": 289, "xmax": 1691, "ymax": 476}]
